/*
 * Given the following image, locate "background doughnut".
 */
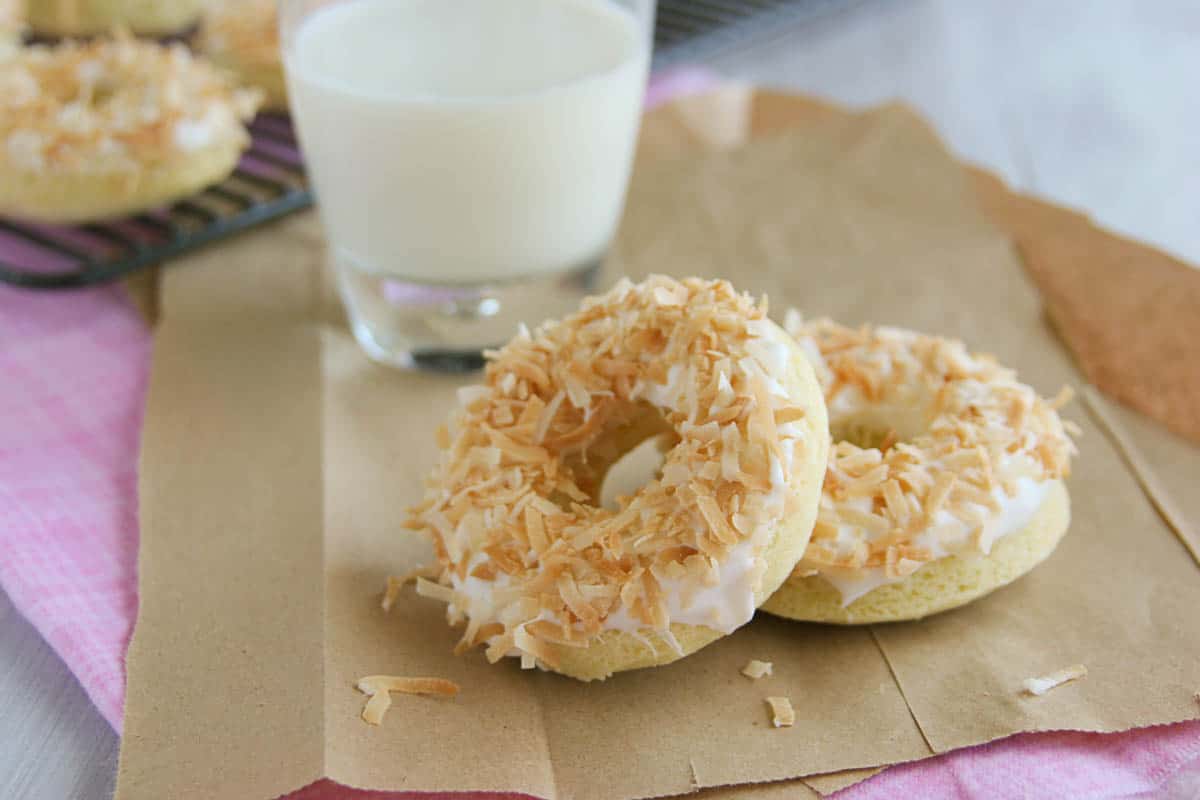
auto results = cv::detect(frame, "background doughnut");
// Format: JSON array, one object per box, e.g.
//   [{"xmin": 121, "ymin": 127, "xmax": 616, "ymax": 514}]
[
  {"xmin": 764, "ymin": 315, "xmax": 1075, "ymax": 624},
  {"xmin": 0, "ymin": 33, "xmax": 260, "ymax": 222},
  {"xmin": 200, "ymin": 0, "xmax": 287, "ymax": 112},
  {"xmin": 27, "ymin": 0, "xmax": 205, "ymax": 38}
]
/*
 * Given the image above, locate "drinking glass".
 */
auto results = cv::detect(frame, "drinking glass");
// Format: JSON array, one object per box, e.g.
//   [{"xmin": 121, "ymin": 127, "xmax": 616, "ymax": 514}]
[{"xmin": 281, "ymin": 0, "xmax": 656, "ymax": 369}]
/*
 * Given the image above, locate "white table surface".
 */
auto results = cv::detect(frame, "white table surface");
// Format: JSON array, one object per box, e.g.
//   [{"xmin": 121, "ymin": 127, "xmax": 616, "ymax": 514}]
[{"xmin": 3, "ymin": 1, "xmax": 1198, "ymax": 797}]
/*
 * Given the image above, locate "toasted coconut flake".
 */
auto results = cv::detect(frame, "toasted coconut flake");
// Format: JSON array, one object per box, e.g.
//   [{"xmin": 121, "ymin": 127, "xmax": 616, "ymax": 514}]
[
  {"xmin": 742, "ymin": 660, "xmax": 773, "ymax": 679},
  {"xmin": 415, "ymin": 577, "xmax": 456, "ymax": 604},
  {"xmin": 765, "ymin": 696, "xmax": 795, "ymax": 728},
  {"xmin": 882, "ymin": 479, "xmax": 910, "ymax": 525},
  {"xmin": 381, "ymin": 565, "xmax": 440, "ymax": 612},
  {"xmin": 356, "ymin": 675, "xmax": 460, "ymax": 725},
  {"xmin": 514, "ymin": 624, "xmax": 561, "ymax": 669},
  {"xmin": 925, "ymin": 472, "xmax": 957, "ymax": 517},
  {"xmin": 839, "ymin": 507, "xmax": 891, "ymax": 537},
  {"xmin": 1022, "ymin": 664, "xmax": 1087, "ymax": 696},
  {"xmin": 533, "ymin": 390, "xmax": 566, "ymax": 444},
  {"xmin": 557, "ymin": 572, "xmax": 600, "ymax": 628},
  {"xmin": 485, "ymin": 427, "xmax": 550, "ymax": 464},
  {"xmin": 695, "ymin": 491, "xmax": 740, "ymax": 545},
  {"xmin": 1049, "ymin": 385, "xmax": 1075, "ymax": 410},
  {"xmin": 524, "ymin": 505, "xmax": 549, "ymax": 555},
  {"xmin": 774, "ymin": 406, "xmax": 807, "ymax": 424}
]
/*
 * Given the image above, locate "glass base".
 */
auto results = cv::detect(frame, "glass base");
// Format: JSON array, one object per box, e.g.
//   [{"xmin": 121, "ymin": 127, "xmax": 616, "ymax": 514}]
[{"xmin": 336, "ymin": 257, "xmax": 602, "ymax": 371}]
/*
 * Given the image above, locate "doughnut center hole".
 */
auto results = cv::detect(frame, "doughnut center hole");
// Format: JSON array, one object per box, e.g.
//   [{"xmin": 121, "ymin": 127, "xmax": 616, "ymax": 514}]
[
  {"xmin": 598, "ymin": 433, "xmax": 675, "ymax": 511},
  {"xmin": 830, "ymin": 406, "xmax": 926, "ymax": 450},
  {"xmin": 832, "ymin": 422, "xmax": 898, "ymax": 450}
]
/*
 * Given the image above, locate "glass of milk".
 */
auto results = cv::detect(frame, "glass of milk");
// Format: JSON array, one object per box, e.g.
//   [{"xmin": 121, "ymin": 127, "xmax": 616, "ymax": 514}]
[{"xmin": 281, "ymin": 0, "xmax": 655, "ymax": 369}]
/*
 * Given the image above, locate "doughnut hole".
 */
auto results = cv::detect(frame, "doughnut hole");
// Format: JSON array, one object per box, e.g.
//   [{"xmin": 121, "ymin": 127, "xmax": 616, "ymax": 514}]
[
  {"xmin": 829, "ymin": 401, "xmax": 929, "ymax": 450},
  {"xmin": 598, "ymin": 432, "xmax": 676, "ymax": 511},
  {"xmin": 551, "ymin": 401, "xmax": 678, "ymax": 511}
]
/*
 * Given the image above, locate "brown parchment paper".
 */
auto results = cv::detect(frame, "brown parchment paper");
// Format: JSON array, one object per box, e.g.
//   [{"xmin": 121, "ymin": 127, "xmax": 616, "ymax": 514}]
[{"xmin": 117, "ymin": 89, "xmax": 1200, "ymax": 800}]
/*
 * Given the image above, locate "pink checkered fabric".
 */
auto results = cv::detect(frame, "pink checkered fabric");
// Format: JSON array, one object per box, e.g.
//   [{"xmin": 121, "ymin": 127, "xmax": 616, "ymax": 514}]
[
  {"xmin": 0, "ymin": 281, "xmax": 147, "ymax": 730},
  {"xmin": 1, "ymin": 70, "xmax": 1197, "ymax": 799}
]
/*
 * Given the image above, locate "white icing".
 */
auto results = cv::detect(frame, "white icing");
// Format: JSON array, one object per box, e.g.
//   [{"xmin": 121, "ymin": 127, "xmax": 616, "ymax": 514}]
[
  {"xmin": 818, "ymin": 476, "xmax": 1052, "ymax": 605},
  {"xmin": 455, "ymin": 515, "xmax": 772, "ymax": 640},
  {"xmin": 633, "ymin": 362, "xmax": 684, "ymax": 407},
  {"xmin": 448, "ymin": 552, "xmax": 512, "ymax": 619},
  {"xmin": 605, "ymin": 534, "xmax": 765, "ymax": 635}
]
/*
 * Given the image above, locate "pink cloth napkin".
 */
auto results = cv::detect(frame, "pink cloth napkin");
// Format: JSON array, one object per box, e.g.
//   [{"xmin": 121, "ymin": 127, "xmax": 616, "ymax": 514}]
[{"xmin": 1, "ymin": 69, "xmax": 1198, "ymax": 799}]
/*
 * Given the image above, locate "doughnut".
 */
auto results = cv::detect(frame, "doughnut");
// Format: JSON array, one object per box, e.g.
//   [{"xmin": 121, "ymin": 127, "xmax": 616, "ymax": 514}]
[
  {"xmin": 199, "ymin": 0, "xmax": 287, "ymax": 112},
  {"xmin": 27, "ymin": 0, "xmax": 203, "ymax": 38},
  {"xmin": 0, "ymin": 33, "xmax": 261, "ymax": 223},
  {"xmin": 0, "ymin": 0, "xmax": 20, "ymax": 56},
  {"xmin": 762, "ymin": 315, "xmax": 1075, "ymax": 624},
  {"xmin": 406, "ymin": 276, "xmax": 830, "ymax": 680}
]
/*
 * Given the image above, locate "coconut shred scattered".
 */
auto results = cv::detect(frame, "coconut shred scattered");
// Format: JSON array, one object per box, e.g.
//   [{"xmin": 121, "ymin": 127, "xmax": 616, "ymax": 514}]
[
  {"xmin": 406, "ymin": 277, "xmax": 815, "ymax": 671},
  {"xmin": 783, "ymin": 312, "xmax": 1076, "ymax": 605},
  {"xmin": 742, "ymin": 660, "xmax": 773, "ymax": 679},
  {"xmin": 356, "ymin": 675, "xmax": 460, "ymax": 726},
  {"xmin": 0, "ymin": 32, "xmax": 260, "ymax": 174},
  {"xmin": 765, "ymin": 696, "xmax": 795, "ymax": 728},
  {"xmin": 1021, "ymin": 664, "xmax": 1087, "ymax": 696}
]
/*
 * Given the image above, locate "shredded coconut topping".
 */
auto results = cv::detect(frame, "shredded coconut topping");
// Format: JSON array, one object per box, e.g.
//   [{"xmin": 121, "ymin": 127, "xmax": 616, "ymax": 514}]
[
  {"xmin": 783, "ymin": 314, "xmax": 1075, "ymax": 598},
  {"xmin": 408, "ymin": 277, "xmax": 813, "ymax": 670},
  {"xmin": 0, "ymin": 32, "xmax": 261, "ymax": 174}
]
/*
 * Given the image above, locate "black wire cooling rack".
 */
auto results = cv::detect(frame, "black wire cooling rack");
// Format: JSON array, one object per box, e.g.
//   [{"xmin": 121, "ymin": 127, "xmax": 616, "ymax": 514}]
[{"xmin": 0, "ymin": 0, "xmax": 863, "ymax": 290}]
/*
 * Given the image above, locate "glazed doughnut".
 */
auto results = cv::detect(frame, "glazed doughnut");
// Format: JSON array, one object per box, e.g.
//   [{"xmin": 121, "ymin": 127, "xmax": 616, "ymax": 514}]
[
  {"xmin": 27, "ymin": 0, "xmax": 203, "ymax": 38},
  {"xmin": 200, "ymin": 0, "xmax": 287, "ymax": 112},
  {"xmin": 0, "ymin": 33, "xmax": 260, "ymax": 222},
  {"xmin": 763, "ymin": 315, "xmax": 1075, "ymax": 624},
  {"xmin": 407, "ymin": 276, "xmax": 829, "ymax": 680}
]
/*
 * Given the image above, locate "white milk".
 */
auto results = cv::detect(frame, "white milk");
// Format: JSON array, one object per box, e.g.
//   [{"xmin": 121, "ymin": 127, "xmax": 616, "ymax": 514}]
[{"xmin": 285, "ymin": 0, "xmax": 649, "ymax": 285}]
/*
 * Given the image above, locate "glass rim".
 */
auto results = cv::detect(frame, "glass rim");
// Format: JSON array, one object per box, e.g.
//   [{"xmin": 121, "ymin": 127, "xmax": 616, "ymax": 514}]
[{"xmin": 279, "ymin": 0, "xmax": 656, "ymax": 106}]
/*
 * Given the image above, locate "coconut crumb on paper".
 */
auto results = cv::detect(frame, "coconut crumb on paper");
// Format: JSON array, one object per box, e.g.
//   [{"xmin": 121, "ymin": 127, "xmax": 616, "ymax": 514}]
[
  {"xmin": 742, "ymin": 660, "xmax": 773, "ymax": 679},
  {"xmin": 765, "ymin": 696, "xmax": 794, "ymax": 728},
  {"xmin": 1022, "ymin": 664, "xmax": 1088, "ymax": 696},
  {"xmin": 356, "ymin": 675, "xmax": 460, "ymax": 726}
]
